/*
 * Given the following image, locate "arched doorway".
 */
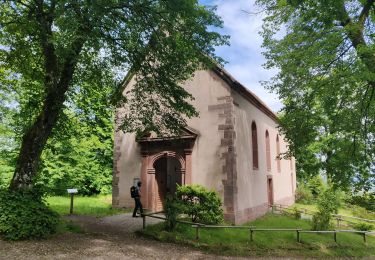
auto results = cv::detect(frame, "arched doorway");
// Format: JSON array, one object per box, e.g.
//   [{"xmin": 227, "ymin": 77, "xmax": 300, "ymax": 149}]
[
  {"xmin": 153, "ymin": 156, "xmax": 182, "ymax": 211},
  {"xmin": 267, "ymin": 176, "xmax": 274, "ymax": 206}
]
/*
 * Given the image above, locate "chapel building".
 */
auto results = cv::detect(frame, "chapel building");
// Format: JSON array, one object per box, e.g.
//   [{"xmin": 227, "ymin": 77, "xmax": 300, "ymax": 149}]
[{"xmin": 113, "ymin": 66, "xmax": 296, "ymax": 224}]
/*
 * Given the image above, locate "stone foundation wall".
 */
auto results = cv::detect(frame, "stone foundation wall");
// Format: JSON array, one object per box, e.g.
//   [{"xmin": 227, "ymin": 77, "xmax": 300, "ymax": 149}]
[
  {"xmin": 233, "ymin": 195, "xmax": 295, "ymax": 224},
  {"xmin": 234, "ymin": 203, "xmax": 269, "ymax": 224},
  {"xmin": 275, "ymin": 195, "xmax": 295, "ymax": 206}
]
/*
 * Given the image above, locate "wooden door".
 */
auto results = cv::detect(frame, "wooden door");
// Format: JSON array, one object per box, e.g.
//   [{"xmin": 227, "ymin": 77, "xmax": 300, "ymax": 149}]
[
  {"xmin": 267, "ymin": 178, "xmax": 274, "ymax": 206},
  {"xmin": 153, "ymin": 156, "xmax": 182, "ymax": 211},
  {"xmin": 167, "ymin": 157, "xmax": 182, "ymax": 195},
  {"xmin": 155, "ymin": 157, "xmax": 167, "ymax": 211}
]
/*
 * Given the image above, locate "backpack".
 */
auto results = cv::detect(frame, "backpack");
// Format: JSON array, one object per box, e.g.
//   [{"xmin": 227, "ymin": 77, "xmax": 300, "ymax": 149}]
[{"xmin": 130, "ymin": 186, "xmax": 138, "ymax": 198}]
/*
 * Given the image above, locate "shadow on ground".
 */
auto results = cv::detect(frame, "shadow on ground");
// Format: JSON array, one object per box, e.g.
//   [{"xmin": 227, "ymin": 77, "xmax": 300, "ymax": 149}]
[{"xmin": 0, "ymin": 213, "xmax": 232, "ymax": 260}]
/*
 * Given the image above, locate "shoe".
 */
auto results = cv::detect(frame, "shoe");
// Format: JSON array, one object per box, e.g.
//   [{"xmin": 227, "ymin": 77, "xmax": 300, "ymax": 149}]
[{"xmin": 132, "ymin": 215, "xmax": 138, "ymax": 218}]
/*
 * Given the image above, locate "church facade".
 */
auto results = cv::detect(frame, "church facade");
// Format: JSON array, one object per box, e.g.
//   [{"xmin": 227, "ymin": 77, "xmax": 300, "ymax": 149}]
[{"xmin": 113, "ymin": 66, "xmax": 296, "ymax": 224}]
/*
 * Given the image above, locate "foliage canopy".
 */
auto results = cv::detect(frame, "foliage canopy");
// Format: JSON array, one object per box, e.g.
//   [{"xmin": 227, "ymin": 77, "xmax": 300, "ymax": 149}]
[
  {"xmin": 257, "ymin": 0, "xmax": 375, "ymax": 190},
  {"xmin": 0, "ymin": 1, "xmax": 228, "ymax": 189}
]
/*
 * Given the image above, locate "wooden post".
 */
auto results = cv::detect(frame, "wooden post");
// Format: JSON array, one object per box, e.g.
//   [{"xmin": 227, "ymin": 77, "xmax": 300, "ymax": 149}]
[
  {"xmin": 69, "ymin": 194, "xmax": 74, "ymax": 214},
  {"xmin": 250, "ymin": 228, "xmax": 253, "ymax": 242},
  {"xmin": 363, "ymin": 233, "xmax": 367, "ymax": 243},
  {"xmin": 297, "ymin": 230, "xmax": 300, "ymax": 243},
  {"xmin": 334, "ymin": 231, "xmax": 337, "ymax": 242},
  {"xmin": 195, "ymin": 225, "xmax": 200, "ymax": 240},
  {"xmin": 142, "ymin": 214, "xmax": 146, "ymax": 229},
  {"xmin": 67, "ymin": 189, "xmax": 78, "ymax": 214}
]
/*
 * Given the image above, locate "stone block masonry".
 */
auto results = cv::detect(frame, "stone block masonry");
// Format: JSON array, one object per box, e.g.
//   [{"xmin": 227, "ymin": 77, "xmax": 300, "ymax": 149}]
[{"xmin": 209, "ymin": 95, "xmax": 238, "ymax": 223}]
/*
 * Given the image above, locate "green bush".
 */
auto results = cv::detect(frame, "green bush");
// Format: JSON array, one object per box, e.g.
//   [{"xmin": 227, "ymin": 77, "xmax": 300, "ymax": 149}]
[
  {"xmin": 347, "ymin": 193, "xmax": 375, "ymax": 211},
  {"xmin": 292, "ymin": 206, "xmax": 301, "ymax": 219},
  {"xmin": 0, "ymin": 187, "xmax": 59, "ymax": 240},
  {"xmin": 307, "ymin": 175, "xmax": 325, "ymax": 199},
  {"xmin": 312, "ymin": 188, "xmax": 340, "ymax": 231},
  {"xmin": 175, "ymin": 184, "xmax": 224, "ymax": 224},
  {"xmin": 164, "ymin": 196, "xmax": 182, "ymax": 231},
  {"xmin": 0, "ymin": 164, "xmax": 13, "ymax": 189},
  {"xmin": 353, "ymin": 223, "xmax": 374, "ymax": 231},
  {"xmin": 295, "ymin": 183, "xmax": 314, "ymax": 204}
]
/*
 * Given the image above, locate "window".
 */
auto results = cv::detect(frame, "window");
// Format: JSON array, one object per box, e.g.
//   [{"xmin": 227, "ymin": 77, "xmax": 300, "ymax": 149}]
[
  {"xmin": 290, "ymin": 157, "xmax": 293, "ymax": 171},
  {"xmin": 266, "ymin": 130, "xmax": 271, "ymax": 171},
  {"xmin": 276, "ymin": 135, "xmax": 281, "ymax": 173},
  {"xmin": 251, "ymin": 121, "xmax": 258, "ymax": 170}
]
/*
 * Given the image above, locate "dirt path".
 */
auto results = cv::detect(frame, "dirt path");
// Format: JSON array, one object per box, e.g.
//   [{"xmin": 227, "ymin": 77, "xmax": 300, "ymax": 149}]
[
  {"xmin": 0, "ymin": 213, "xmax": 237, "ymax": 260},
  {"xmin": 65, "ymin": 213, "xmax": 164, "ymax": 235}
]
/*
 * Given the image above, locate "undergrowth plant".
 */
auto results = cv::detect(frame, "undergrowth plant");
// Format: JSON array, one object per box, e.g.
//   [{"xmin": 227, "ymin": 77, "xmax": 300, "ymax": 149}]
[
  {"xmin": 176, "ymin": 185, "xmax": 224, "ymax": 224},
  {"xmin": 164, "ymin": 196, "xmax": 182, "ymax": 231},
  {"xmin": 164, "ymin": 185, "xmax": 224, "ymax": 231},
  {"xmin": 0, "ymin": 187, "xmax": 59, "ymax": 240},
  {"xmin": 312, "ymin": 188, "xmax": 340, "ymax": 230}
]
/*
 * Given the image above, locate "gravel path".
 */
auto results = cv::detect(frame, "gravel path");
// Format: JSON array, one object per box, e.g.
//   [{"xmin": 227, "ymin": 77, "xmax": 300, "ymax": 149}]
[
  {"xmin": 0, "ymin": 213, "xmax": 239, "ymax": 260},
  {"xmin": 65, "ymin": 213, "xmax": 164, "ymax": 235}
]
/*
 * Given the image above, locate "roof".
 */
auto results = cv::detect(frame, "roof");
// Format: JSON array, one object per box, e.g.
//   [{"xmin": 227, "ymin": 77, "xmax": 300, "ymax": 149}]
[
  {"xmin": 136, "ymin": 126, "xmax": 198, "ymax": 143},
  {"xmin": 212, "ymin": 66, "xmax": 278, "ymax": 122},
  {"xmin": 119, "ymin": 65, "xmax": 279, "ymax": 123}
]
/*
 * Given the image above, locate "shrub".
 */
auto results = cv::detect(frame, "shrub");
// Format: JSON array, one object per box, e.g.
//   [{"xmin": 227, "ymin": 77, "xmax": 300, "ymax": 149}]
[
  {"xmin": 347, "ymin": 193, "xmax": 375, "ymax": 211},
  {"xmin": 295, "ymin": 183, "xmax": 314, "ymax": 204},
  {"xmin": 164, "ymin": 196, "xmax": 182, "ymax": 231},
  {"xmin": 292, "ymin": 206, "xmax": 301, "ymax": 219},
  {"xmin": 0, "ymin": 187, "xmax": 59, "ymax": 240},
  {"xmin": 175, "ymin": 185, "xmax": 224, "ymax": 224},
  {"xmin": 312, "ymin": 188, "xmax": 340, "ymax": 231},
  {"xmin": 353, "ymin": 223, "xmax": 374, "ymax": 231},
  {"xmin": 0, "ymin": 166, "xmax": 13, "ymax": 189},
  {"xmin": 307, "ymin": 175, "xmax": 325, "ymax": 199}
]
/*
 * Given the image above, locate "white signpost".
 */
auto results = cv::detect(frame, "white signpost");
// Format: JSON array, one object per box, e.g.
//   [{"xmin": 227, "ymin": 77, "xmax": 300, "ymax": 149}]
[{"xmin": 67, "ymin": 189, "xmax": 78, "ymax": 214}]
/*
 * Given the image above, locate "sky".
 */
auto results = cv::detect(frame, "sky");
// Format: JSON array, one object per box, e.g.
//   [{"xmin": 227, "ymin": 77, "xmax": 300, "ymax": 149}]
[{"xmin": 199, "ymin": 0, "xmax": 282, "ymax": 112}]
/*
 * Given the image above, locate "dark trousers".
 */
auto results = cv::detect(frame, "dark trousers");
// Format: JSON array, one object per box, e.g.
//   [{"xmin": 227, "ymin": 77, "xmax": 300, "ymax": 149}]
[{"xmin": 133, "ymin": 197, "xmax": 143, "ymax": 217}]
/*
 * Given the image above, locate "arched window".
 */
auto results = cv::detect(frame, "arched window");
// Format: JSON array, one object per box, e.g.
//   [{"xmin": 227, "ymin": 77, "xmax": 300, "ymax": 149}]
[
  {"xmin": 290, "ymin": 157, "xmax": 293, "ymax": 171},
  {"xmin": 251, "ymin": 122, "xmax": 258, "ymax": 170},
  {"xmin": 265, "ymin": 130, "xmax": 271, "ymax": 171},
  {"xmin": 276, "ymin": 135, "xmax": 281, "ymax": 173}
]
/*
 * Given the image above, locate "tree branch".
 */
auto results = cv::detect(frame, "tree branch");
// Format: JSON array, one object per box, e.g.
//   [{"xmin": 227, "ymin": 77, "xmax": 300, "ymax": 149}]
[
  {"xmin": 338, "ymin": 2, "xmax": 351, "ymax": 27},
  {"xmin": 337, "ymin": 0, "xmax": 375, "ymax": 87},
  {"xmin": 358, "ymin": 0, "xmax": 374, "ymax": 27},
  {"xmin": 34, "ymin": 0, "xmax": 58, "ymax": 90}
]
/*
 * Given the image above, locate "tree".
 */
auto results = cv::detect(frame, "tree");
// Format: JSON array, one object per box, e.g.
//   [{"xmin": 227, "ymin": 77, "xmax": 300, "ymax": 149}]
[
  {"xmin": 256, "ymin": 0, "xmax": 375, "ymax": 190},
  {"xmin": 0, "ymin": 68, "xmax": 17, "ymax": 187},
  {"xmin": 1, "ymin": 48, "xmax": 115, "ymax": 193},
  {"xmin": 0, "ymin": 1, "xmax": 228, "ymax": 190},
  {"xmin": 38, "ymin": 109, "xmax": 114, "ymax": 195}
]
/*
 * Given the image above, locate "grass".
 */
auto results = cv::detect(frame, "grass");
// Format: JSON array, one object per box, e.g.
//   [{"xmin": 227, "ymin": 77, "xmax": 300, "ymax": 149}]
[
  {"xmin": 294, "ymin": 203, "xmax": 371, "ymax": 217},
  {"xmin": 47, "ymin": 194, "xmax": 131, "ymax": 217},
  {"xmin": 140, "ymin": 213, "xmax": 375, "ymax": 258},
  {"xmin": 293, "ymin": 202, "xmax": 375, "ymax": 226}
]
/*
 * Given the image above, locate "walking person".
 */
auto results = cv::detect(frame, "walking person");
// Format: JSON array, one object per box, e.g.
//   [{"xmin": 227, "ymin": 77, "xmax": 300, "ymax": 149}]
[{"xmin": 131, "ymin": 181, "xmax": 143, "ymax": 217}]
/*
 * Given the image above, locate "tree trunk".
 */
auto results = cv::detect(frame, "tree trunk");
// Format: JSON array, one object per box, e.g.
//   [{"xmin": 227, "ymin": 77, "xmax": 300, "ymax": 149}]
[
  {"xmin": 9, "ymin": 40, "xmax": 85, "ymax": 190},
  {"xmin": 9, "ymin": 89, "xmax": 67, "ymax": 189}
]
